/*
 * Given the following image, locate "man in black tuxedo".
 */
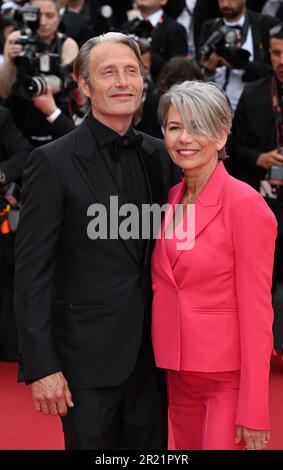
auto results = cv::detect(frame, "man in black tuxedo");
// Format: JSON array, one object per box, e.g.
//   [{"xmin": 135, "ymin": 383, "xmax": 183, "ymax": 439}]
[
  {"xmin": 121, "ymin": 0, "xmax": 187, "ymax": 81},
  {"xmin": 14, "ymin": 32, "xmax": 180, "ymax": 450}
]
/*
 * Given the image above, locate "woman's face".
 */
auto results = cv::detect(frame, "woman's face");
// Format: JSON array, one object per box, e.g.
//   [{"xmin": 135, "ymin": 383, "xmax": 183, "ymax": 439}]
[
  {"xmin": 33, "ymin": 0, "xmax": 60, "ymax": 42},
  {"xmin": 164, "ymin": 106, "xmax": 227, "ymax": 173}
]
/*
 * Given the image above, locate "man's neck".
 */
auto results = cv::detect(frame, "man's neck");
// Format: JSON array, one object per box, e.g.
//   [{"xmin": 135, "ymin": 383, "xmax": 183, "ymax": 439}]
[
  {"xmin": 91, "ymin": 110, "xmax": 132, "ymax": 135},
  {"xmin": 141, "ymin": 8, "xmax": 162, "ymax": 19},
  {"xmin": 68, "ymin": 6, "xmax": 82, "ymax": 13}
]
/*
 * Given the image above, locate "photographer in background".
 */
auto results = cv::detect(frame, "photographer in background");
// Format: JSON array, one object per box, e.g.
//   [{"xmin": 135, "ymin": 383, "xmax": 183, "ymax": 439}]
[
  {"xmin": 198, "ymin": 0, "xmax": 278, "ymax": 113},
  {"xmin": 0, "ymin": 0, "xmax": 78, "ymax": 146},
  {"xmin": 0, "ymin": 105, "xmax": 31, "ymax": 361},
  {"xmin": 229, "ymin": 23, "xmax": 283, "ymax": 352},
  {"xmin": 121, "ymin": 0, "xmax": 187, "ymax": 82}
]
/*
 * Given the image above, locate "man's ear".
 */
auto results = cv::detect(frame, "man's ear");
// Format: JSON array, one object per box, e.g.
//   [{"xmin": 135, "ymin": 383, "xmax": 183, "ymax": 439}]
[{"xmin": 78, "ymin": 75, "xmax": 90, "ymax": 98}]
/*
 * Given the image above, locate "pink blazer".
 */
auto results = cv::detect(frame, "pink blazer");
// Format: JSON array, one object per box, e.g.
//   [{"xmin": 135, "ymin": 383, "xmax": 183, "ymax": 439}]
[{"xmin": 151, "ymin": 162, "xmax": 277, "ymax": 429}]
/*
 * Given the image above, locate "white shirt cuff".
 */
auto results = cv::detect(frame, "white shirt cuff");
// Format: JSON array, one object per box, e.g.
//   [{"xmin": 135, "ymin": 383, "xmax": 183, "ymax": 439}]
[{"xmin": 46, "ymin": 108, "xmax": 62, "ymax": 123}]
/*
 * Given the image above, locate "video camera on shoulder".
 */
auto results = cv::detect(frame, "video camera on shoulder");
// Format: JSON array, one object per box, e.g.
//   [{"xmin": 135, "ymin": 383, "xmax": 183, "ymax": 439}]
[{"xmin": 200, "ymin": 24, "xmax": 250, "ymax": 69}]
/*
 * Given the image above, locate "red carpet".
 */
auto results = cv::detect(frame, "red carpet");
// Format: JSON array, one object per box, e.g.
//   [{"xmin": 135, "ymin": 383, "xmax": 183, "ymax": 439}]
[
  {"xmin": 0, "ymin": 359, "xmax": 282, "ymax": 450},
  {"xmin": 0, "ymin": 362, "xmax": 64, "ymax": 450}
]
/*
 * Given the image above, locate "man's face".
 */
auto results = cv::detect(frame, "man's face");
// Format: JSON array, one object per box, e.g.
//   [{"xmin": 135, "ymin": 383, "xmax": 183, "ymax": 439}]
[
  {"xmin": 136, "ymin": 0, "xmax": 167, "ymax": 14},
  {"xmin": 218, "ymin": 0, "xmax": 246, "ymax": 20},
  {"xmin": 79, "ymin": 42, "xmax": 144, "ymax": 127},
  {"xmin": 270, "ymin": 38, "xmax": 283, "ymax": 82},
  {"xmin": 33, "ymin": 0, "xmax": 60, "ymax": 41}
]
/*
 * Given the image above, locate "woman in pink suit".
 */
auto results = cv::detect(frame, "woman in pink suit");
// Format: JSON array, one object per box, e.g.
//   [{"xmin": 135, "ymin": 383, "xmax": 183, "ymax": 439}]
[{"xmin": 151, "ymin": 80, "xmax": 277, "ymax": 450}]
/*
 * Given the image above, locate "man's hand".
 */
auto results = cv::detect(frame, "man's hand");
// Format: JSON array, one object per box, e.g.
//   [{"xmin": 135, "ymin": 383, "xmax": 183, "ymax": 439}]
[
  {"xmin": 32, "ymin": 85, "xmax": 58, "ymax": 117},
  {"xmin": 256, "ymin": 149, "xmax": 283, "ymax": 170},
  {"xmin": 200, "ymin": 51, "xmax": 232, "ymax": 74},
  {"xmin": 200, "ymin": 51, "xmax": 220, "ymax": 73},
  {"xmin": 235, "ymin": 425, "xmax": 270, "ymax": 450},
  {"xmin": 31, "ymin": 371, "xmax": 74, "ymax": 416}
]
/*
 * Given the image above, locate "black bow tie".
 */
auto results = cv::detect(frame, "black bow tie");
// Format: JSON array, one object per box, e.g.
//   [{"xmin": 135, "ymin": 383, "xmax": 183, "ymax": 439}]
[
  {"xmin": 114, "ymin": 133, "xmax": 143, "ymax": 150},
  {"xmin": 135, "ymin": 19, "xmax": 154, "ymax": 38}
]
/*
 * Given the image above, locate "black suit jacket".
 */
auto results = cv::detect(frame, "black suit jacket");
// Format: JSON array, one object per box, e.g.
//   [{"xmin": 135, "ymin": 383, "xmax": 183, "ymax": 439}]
[
  {"xmin": 198, "ymin": 10, "xmax": 279, "ymax": 80},
  {"xmin": 121, "ymin": 14, "xmax": 187, "ymax": 80},
  {"xmin": 0, "ymin": 106, "xmax": 32, "ymax": 182},
  {"xmin": 228, "ymin": 75, "xmax": 275, "ymax": 190},
  {"xmin": 14, "ymin": 117, "xmax": 180, "ymax": 388}
]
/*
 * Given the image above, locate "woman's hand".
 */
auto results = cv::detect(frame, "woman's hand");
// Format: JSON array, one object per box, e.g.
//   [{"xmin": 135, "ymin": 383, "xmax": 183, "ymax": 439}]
[{"xmin": 235, "ymin": 425, "xmax": 270, "ymax": 450}]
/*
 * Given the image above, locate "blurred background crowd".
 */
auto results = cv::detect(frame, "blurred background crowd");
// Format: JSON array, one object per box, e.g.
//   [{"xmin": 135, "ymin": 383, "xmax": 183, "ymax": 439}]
[{"xmin": 0, "ymin": 0, "xmax": 283, "ymax": 362}]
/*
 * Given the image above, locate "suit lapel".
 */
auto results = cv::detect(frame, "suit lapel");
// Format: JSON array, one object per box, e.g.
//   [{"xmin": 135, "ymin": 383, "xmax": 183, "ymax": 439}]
[
  {"xmin": 157, "ymin": 181, "xmax": 185, "ymax": 288},
  {"xmin": 72, "ymin": 119, "xmax": 139, "ymax": 264}
]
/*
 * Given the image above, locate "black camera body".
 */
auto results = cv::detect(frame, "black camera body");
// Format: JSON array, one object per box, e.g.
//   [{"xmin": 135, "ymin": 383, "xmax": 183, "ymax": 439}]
[
  {"xmin": 11, "ymin": 6, "xmax": 76, "ymax": 99},
  {"xmin": 200, "ymin": 24, "xmax": 250, "ymax": 69}
]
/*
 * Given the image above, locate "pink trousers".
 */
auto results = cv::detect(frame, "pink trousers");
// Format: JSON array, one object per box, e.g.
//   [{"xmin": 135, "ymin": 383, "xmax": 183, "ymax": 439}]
[{"xmin": 167, "ymin": 370, "xmax": 244, "ymax": 450}]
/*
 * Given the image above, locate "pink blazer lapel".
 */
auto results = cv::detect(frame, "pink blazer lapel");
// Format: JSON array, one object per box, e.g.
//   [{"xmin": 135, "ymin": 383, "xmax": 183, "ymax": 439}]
[{"xmin": 159, "ymin": 162, "xmax": 229, "ymax": 274}]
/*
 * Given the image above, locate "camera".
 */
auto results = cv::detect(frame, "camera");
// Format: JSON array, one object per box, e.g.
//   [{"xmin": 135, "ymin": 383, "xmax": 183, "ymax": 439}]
[
  {"xmin": 200, "ymin": 24, "xmax": 250, "ymax": 69},
  {"xmin": 8, "ymin": 5, "xmax": 76, "ymax": 99},
  {"xmin": 13, "ymin": 47, "xmax": 76, "ymax": 99}
]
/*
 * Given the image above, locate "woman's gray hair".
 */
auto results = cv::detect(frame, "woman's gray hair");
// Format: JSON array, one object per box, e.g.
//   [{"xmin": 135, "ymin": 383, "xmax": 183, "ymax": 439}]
[
  {"xmin": 158, "ymin": 80, "xmax": 232, "ymax": 160},
  {"xmin": 73, "ymin": 32, "xmax": 144, "ymax": 85}
]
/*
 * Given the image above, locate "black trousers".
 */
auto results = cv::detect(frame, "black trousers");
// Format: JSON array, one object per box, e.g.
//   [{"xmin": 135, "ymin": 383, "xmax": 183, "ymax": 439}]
[{"xmin": 61, "ymin": 328, "xmax": 168, "ymax": 450}]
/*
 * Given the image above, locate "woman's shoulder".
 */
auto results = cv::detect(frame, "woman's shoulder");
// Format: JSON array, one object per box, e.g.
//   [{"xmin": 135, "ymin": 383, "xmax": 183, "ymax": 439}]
[
  {"xmin": 59, "ymin": 34, "xmax": 79, "ymax": 52},
  {"xmin": 224, "ymin": 174, "xmax": 260, "ymax": 199}
]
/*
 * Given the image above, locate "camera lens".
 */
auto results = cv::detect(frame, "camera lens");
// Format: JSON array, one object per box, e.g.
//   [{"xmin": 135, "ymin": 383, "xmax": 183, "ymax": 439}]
[{"xmin": 28, "ymin": 76, "xmax": 47, "ymax": 96}]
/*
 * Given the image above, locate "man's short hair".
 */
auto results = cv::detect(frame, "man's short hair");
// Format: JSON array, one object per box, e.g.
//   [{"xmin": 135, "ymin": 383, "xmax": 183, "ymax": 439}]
[{"xmin": 73, "ymin": 32, "xmax": 144, "ymax": 86}]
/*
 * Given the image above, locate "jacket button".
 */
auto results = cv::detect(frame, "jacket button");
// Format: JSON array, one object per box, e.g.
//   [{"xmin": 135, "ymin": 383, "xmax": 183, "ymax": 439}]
[{"xmin": 152, "ymin": 283, "xmax": 157, "ymax": 292}]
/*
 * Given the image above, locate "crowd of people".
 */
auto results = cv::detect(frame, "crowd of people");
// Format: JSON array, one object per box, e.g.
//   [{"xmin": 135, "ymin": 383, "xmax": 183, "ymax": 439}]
[{"xmin": 0, "ymin": 0, "xmax": 282, "ymax": 451}]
